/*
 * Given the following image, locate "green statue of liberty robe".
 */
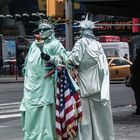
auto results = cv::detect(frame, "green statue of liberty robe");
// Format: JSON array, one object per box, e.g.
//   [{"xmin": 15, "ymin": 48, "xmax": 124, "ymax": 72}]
[
  {"xmin": 69, "ymin": 16, "xmax": 115, "ymax": 140},
  {"xmin": 20, "ymin": 20, "xmax": 70, "ymax": 140}
]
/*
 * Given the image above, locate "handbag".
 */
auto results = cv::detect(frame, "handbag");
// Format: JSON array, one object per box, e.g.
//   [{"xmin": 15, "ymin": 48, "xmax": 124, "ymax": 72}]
[{"xmin": 125, "ymin": 75, "xmax": 134, "ymax": 87}]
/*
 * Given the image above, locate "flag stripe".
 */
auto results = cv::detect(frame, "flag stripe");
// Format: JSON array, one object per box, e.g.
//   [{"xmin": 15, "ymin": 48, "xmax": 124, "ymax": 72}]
[{"xmin": 55, "ymin": 67, "xmax": 82, "ymax": 139}]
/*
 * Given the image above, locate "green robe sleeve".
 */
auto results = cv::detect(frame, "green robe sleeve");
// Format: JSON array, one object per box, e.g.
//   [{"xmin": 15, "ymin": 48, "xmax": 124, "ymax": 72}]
[
  {"xmin": 69, "ymin": 39, "xmax": 86, "ymax": 66},
  {"xmin": 44, "ymin": 39, "xmax": 68, "ymax": 66}
]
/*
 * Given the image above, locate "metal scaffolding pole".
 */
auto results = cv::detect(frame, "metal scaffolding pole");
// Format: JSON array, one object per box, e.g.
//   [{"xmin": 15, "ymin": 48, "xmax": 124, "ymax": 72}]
[{"xmin": 65, "ymin": 0, "xmax": 73, "ymax": 51}]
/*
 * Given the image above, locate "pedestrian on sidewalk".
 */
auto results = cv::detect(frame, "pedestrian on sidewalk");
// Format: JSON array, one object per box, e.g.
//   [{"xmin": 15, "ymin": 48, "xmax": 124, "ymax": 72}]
[
  {"xmin": 130, "ymin": 48, "xmax": 140, "ymax": 115},
  {"xmin": 0, "ymin": 56, "xmax": 3, "ymax": 74},
  {"xmin": 123, "ymin": 53, "xmax": 128, "ymax": 60},
  {"xmin": 20, "ymin": 18, "xmax": 81, "ymax": 140},
  {"xmin": 69, "ymin": 15, "xmax": 115, "ymax": 140}
]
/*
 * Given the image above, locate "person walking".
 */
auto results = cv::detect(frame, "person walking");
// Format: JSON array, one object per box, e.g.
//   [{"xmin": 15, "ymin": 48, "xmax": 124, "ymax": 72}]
[
  {"xmin": 123, "ymin": 53, "xmax": 128, "ymax": 59},
  {"xmin": 69, "ymin": 15, "xmax": 115, "ymax": 140},
  {"xmin": 17, "ymin": 52, "xmax": 25, "ymax": 77},
  {"xmin": 20, "ymin": 18, "xmax": 81, "ymax": 140},
  {"xmin": 130, "ymin": 48, "xmax": 140, "ymax": 115},
  {"xmin": 0, "ymin": 56, "xmax": 3, "ymax": 73}
]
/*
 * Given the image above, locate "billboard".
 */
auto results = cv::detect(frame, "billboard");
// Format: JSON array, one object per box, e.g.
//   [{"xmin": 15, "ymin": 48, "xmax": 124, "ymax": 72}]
[{"xmin": 2, "ymin": 40, "xmax": 16, "ymax": 60}]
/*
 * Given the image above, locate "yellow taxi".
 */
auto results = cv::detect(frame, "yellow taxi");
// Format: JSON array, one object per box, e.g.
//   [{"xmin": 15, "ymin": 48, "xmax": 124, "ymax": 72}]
[{"xmin": 107, "ymin": 57, "xmax": 132, "ymax": 81}]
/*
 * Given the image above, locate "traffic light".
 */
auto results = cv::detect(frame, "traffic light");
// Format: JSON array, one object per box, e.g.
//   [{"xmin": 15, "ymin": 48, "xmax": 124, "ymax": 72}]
[{"xmin": 46, "ymin": 0, "xmax": 65, "ymax": 18}]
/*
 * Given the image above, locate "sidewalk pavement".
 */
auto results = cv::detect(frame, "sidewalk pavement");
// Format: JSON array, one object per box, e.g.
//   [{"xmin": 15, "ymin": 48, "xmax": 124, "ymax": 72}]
[
  {"xmin": 113, "ymin": 105, "xmax": 140, "ymax": 140},
  {"xmin": 0, "ymin": 76, "xmax": 140, "ymax": 139},
  {"xmin": 0, "ymin": 75, "xmax": 24, "ymax": 83}
]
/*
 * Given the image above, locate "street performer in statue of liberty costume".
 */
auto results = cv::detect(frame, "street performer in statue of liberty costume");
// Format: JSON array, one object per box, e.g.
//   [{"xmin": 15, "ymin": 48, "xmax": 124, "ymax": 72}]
[
  {"xmin": 20, "ymin": 17, "xmax": 82, "ymax": 140},
  {"xmin": 69, "ymin": 15, "xmax": 115, "ymax": 140}
]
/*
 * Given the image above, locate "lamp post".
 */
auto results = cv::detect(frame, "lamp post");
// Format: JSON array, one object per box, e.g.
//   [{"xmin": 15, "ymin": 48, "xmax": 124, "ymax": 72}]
[{"xmin": 65, "ymin": 0, "xmax": 73, "ymax": 51}]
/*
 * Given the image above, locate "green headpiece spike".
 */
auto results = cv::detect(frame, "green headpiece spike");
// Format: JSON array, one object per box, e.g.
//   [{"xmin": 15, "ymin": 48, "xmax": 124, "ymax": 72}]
[
  {"xmin": 29, "ymin": 21, "xmax": 38, "ymax": 25},
  {"xmin": 30, "ymin": 13, "xmax": 62, "ymax": 33},
  {"xmin": 79, "ymin": 13, "xmax": 99, "ymax": 29},
  {"xmin": 36, "ymin": 12, "xmax": 44, "ymax": 22},
  {"xmin": 85, "ymin": 13, "xmax": 89, "ymax": 21}
]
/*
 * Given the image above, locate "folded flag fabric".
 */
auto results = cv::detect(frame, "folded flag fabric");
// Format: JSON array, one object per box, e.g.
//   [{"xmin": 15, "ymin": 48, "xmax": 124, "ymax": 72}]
[{"xmin": 56, "ymin": 67, "xmax": 82, "ymax": 140}]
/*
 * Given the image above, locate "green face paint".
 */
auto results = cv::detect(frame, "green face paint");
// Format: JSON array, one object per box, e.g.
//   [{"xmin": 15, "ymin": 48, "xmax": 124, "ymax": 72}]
[{"xmin": 38, "ymin": 23, "xmax": 53, "ymax": 40}]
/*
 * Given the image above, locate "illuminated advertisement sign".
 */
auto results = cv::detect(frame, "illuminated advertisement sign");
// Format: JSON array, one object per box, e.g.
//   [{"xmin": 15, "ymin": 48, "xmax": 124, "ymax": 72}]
[{"xmin": 94, "ymin": 20, "xmax": 133, "ymax": 35}]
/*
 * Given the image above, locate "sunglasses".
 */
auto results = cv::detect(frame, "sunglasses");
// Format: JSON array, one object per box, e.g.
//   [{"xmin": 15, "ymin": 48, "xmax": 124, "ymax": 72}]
[{"xmin": 38, "ymin": 28, "xmax": 50, "ymax": 32}]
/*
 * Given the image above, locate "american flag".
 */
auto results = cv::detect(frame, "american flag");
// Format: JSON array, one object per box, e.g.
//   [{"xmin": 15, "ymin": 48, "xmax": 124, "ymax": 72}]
[{"xmin": 56, "ymin": 67, "xmax": 82, "ymax": 140}]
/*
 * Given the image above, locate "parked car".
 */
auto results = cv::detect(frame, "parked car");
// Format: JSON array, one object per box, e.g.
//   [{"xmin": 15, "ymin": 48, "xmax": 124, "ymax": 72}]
[{"xmin": 107, "ymin": 57, "xmax": 132, "ymax": 81}]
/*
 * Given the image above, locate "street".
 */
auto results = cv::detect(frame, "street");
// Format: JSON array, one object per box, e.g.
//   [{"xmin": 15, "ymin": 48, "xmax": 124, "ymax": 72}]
[
  {"xmin": 0, "ymin": 83, "xmax": 23, "ymax": 104},
  {"xmin": 0, "ymin": 82, "xmax": 135, "ymax": 107},
  {"xmin": 110, "ymin": 83, "xmax": 135, "ymax": 107},
  {"xmin": 0, "ymin": 82, "xmax": 137, "ymax": 140},
  {"xmin": 0, "ymin": 118, "xmax": 22, "ymax": 140}
]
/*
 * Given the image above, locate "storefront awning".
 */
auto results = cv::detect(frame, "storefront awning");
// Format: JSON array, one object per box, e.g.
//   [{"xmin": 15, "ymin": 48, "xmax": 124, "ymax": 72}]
[{"xmin": 0, "ymin": 12, "xmax": 46, "ymax": 21}]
